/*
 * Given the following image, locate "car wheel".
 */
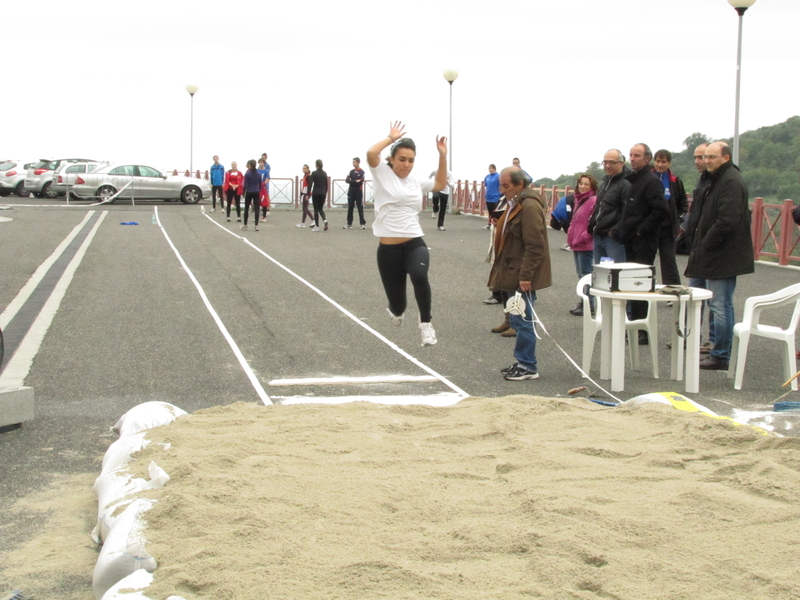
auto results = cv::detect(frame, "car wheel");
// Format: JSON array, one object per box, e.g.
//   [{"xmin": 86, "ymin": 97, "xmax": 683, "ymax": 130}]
[
  {"xmin": 97, "ymin": 185, "xmax": 117, "ymax": 203},
  {"xmin": 15, "ymin": 182, "xmax": 31, "ymax": 197},
  {"xmin": 0, "ymin": 189, "xmax": 10, "ymax": 197},
  {"xmin": 42, "ymin": 182, "xmax": 59, "ymax": 199},
  {"xmin": 181, "ymin": 185, "xmax": 201, "ymax": 204}
]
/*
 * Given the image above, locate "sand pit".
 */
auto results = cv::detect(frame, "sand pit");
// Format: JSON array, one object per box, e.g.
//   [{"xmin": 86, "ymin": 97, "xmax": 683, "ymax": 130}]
[{"xmin": 103, "ymin": 395, "xmax": 800, "ymax": 600}]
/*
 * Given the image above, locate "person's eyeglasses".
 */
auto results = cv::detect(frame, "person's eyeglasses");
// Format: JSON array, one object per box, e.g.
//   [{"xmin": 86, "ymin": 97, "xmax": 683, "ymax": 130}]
[
  {"xmin": 693, "ymin": 155, "xmax": 704, "ymax": 160},
  {"xmin": 601, "ymin": 160, "xmax": 621, "ymax": 166},
  {"xmin": 702, "ymin": 155, "xmax": 719, "ymax": 160}
]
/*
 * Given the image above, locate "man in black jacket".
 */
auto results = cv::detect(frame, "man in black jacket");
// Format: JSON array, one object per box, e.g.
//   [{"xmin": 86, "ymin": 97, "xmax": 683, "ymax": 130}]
[
  {"xmin": 684, "ymin": 141, "xmax": 754, "ymax": 370},
  {"xmin": 588, "ymin": 149, "xmax": 630, "ymax": 264},
  {"xmin": 620, "ymin": 143, "xmax": 669, "ymax": 343}
]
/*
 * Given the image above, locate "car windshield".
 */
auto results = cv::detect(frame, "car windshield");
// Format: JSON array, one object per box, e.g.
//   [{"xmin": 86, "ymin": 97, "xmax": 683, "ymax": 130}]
[
  {"xmin": 0, "ymin": 161, "xmax": 16, "ymax": 170},
  {"xmin": 31, "ymin": 160, "xmax": 50, "ymax": 169}
]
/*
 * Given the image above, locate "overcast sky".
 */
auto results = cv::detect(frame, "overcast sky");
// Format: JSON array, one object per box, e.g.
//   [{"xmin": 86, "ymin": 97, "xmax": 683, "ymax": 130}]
[{"xmin": 4, "ymin": 0, "xmax": 798, "ymax": 184}]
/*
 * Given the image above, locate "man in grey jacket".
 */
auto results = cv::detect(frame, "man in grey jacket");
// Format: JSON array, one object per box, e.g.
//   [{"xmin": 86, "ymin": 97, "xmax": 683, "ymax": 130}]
[
  {"xmin": 588, "ymin": 149, "xmax": 630, "ymax": 264},
  {"xmin": 684, "ymin": 141, "xmax": 754, "ymax": 370}
]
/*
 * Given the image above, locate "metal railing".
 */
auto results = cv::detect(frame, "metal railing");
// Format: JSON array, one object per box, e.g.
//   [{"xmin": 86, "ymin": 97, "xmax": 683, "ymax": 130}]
[{"xmin": 751, "ymin": 198, "xmax": 800, "ymax": 266}]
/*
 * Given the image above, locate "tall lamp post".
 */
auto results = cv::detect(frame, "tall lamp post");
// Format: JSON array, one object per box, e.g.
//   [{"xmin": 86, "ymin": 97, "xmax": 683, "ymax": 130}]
[
  {"xmin": 185, "ymin": 83, "xmax": 199, "ymax": 175},
  {"xmin": 727, "ymin": 0, "xmax": 756, "ymax": 166},
  {"xmin": 443, "ymin": 69, "xmax": 458, "ymax": 173}
]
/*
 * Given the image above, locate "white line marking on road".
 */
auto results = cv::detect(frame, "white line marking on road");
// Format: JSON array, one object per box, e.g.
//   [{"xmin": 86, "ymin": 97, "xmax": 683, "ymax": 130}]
[
  {"xmin": 202, "ymin": 213, "xmax": 469, "ymax": 400},
  {"xmin": 268, "ymin": 374, "xmax": 438, "ymax": 386},
  {"xmin": 0, "ymin": 211, "xmax": 108, "ymax": 388},
  {"xmin": 155, "ymin": 207, "xmax": 273, "ymax": 406},
  {"xmin": 274, "ymin": 393, "xmax": 464, "ymax": 406}
]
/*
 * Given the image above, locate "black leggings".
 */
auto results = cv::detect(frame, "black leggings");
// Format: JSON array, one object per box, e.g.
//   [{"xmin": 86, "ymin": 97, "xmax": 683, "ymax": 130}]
[
  {"xmin": 244, "ymin": 192, "xmax": 259, "ymax": 225},
  {"xmin": 301, "ymin": 194, "xmax": 314, "ymax": 223},
  {"xmin": 211, "ymin": 185, "xmax": 223, "ymax": 209},
  {"xmin": 226, "ymin": 189, "xmax": 241, "ymax": 219},
  {"xmin": 312, "ymin": 194, "xmax": 327, "ymax": 226},
  {"xmin": 377, "ymin": 237, "xmax": 432, "ymax": 323}
]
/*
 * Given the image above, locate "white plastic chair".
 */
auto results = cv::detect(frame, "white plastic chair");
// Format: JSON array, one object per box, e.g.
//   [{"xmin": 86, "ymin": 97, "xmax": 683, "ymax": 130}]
[
  {"xmin": 728, "ymin": 282, "xmax": 800, "ymax": 390},
  {"xmin": 577, "ymin": 274, "xmax": 659, "ymax": 377}
]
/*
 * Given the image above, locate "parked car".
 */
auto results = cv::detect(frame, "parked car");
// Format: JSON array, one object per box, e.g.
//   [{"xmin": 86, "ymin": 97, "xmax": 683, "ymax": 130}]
[
  {"xmin": 71, "ymin": 163, "xmax": 210, "ymax": 203},
  {"xmin": 51, "ymin": 161, "xmax": 106, "ymax": 196},
  {"xmin": 25, "ymin": 158, "xmax": 98, "ymax": 199},
  {"xmin": 0, "ymin": 160, "xmax": 34, "ymax": 197}
]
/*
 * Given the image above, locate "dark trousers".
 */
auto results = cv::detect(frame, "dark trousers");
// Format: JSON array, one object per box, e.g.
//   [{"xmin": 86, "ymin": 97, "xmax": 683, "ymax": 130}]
[
  {"xmin": 225, "ymin": 189, "xmax": 241, "ymax": 219},
  {"xmin": 657, "ymin": 226, "xmax": 681, "ymax": 285},
  {"xmin": 243, "ymin": 192, "xmax": 259, "ymax": 225},
  {"xmin": 347, "ymin": 189, "xmax": 365, "ymax": 226},
  {"xmin": 625, "ymin": 234, "xmax": 658, "ymax": 322},
  {"xmin": 312, "ymin": 194, "xmax": 327, "ymax": 226},
  {"xmin": 432, "ymin": 192, "xmax": 448, "ymax": 227},
  {"xmin": 211, "ymin": 185, "xmax": 223, "ymax": 209},
  {"xmin": 301, "ymin": 194, "xmax": 314, "ymax": 223},
  {"xmin": 377, "ymin": 238, "xmax": 432, "ymax": 322}
]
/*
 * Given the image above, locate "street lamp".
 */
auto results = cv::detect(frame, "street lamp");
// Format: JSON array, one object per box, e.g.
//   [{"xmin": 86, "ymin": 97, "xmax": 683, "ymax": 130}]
[
  {"xmin": 727, "ymin": 0, "xmax": 756, "ymax": 165},
  {"xmin": 442, "ymin": 69, "xmax": 458, "ymax": 173},
  {"xmin": 185, "ymin": 83, "xmax": 199, "ymax": 175}
]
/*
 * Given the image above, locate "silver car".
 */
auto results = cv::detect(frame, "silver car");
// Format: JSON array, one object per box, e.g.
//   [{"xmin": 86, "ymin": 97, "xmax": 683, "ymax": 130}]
[
  {"xmin": 51, "ymin": 161, "xmax": 106, "ymax": 196},
  {"xmin": 0, "ymin": 160, "xmax": 33, "ymax": 197},
  {"xmin": 25, "ymin": 158, "xmax": 98, "ymax": 199},
  {"xmin": 71, "ymin": 163, "xmax": 210, "ymax": 203}
]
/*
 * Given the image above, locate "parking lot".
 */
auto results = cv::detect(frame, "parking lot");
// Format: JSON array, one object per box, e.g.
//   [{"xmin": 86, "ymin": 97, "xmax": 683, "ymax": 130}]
[{"xmin": 1, "ymin": 196, "xmax": 798, "ymax": 595}]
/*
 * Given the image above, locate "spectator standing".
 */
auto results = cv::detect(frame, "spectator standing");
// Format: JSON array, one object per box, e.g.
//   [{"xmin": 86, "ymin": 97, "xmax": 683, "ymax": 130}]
[
  {"xmin": 483, "ymin": 164, "xmax": 500, "ymax": 229},
  {"xmin": 258, "ymin": 156, "xmax": 271, "ymax": 219},
  {"xmin": 209, "ymin": 155, "xmax": 224, "ymax": 212},
  {"xmin": 489, "ymin": 167, "xmax": 552, "ymax": 380},
  {"xmin": 366, "ymin": 121, "xmax": 448, "ymax": 347},
  {"xmin": 223, "ymin": 161, "xmax": 243, "ymax": 223},
  {"xmin": 309, "ymin": 159, "xmax": 329, "ymax": 232},
  {"xmin": 566, "ymin": 173, "xmax": 598, "ymax": 316},
  {"xmin": 588, "ymin": 149, "xmax": 630, "ymax": 264},
  {"xmin": 429, "ymin": 169, "xmax": 454, "ymax": 230},
  {"xmin": 549, "ymin": 191, "xmax": 574, "ymax": 251},
  {"xmin": 344, "ymin": 157, "xmax": 367, "ymax": 229},
  {"xmin": 653, "ymin": 149, "xmax": 688, "ymax": 284},
  {"xmin": 684, "ymin": 141, "xmax": 754, "ymax": 370},
  {"xmin": 512, "ymin": 157, "xmax": 533, "ymax": 183},
  {"xmin": 296, "ymin": 164, "xmax": 314, "ymax": 228},
  {"xmin": 619, "ymin": 143, "xmax": 669, "ymax": 344},
  {"xmin": 242, "ymin": 159, "xmax": 261, "ymax": 231}
]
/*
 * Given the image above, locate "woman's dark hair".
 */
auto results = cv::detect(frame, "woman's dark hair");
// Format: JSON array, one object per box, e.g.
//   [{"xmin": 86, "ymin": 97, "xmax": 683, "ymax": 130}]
[
  {"xmin": 576, "ymin": 172, "xmax": 598, "ymax": 193},
  {"xmin": 303, "ymin": 163, "xmax": 309, "ymax": 171},
  {"xmin": 386, "ymin": 138, "xmax": 416, "ymax": 166},
  {"xmin": 247, "ymin": 159, "xmax": 257, "ymax": 170},
  {"xmin": 315, "ymin": 159, "xmax": 323, "ymax": 169}
]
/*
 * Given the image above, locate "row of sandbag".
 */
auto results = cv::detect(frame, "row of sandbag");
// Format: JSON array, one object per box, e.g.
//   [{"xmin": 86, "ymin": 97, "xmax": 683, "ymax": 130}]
[{"xmin": 92, "ymin": 401, "xmax": 189, "ymax": 600}]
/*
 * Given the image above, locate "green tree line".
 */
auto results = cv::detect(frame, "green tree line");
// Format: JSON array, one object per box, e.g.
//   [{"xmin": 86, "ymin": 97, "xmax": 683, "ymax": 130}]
[{"xmin": 534, "ymin": 116, "xmax": 800, "ymax": 202}]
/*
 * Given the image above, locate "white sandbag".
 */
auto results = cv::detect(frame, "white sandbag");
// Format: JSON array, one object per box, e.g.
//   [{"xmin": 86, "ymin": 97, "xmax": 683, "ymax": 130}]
[
  {"xmin": 100, "ymin": 569, "xmax": 153, "ymax": 599},
  {"xmin": 101, "ymin": 433, "xmax": 149, "ymax": 476},
  {"xmin": 113, "ymin": 402, "xmax": 187, "ymax": 436},
  {"xmin": 92, "ymin": 462, "xmax": 170, "ymax": 544},
  {"xmin": 93, "ymin": 498, "xmax": 157, "ymax": 600}
]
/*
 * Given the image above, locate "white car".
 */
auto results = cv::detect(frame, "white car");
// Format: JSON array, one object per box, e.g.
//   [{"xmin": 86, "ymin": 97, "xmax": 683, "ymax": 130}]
[
  {"xmin": 51, "ymin": 161, "xmax": 107, "ymax": 196},
  {"xmin": 25, "ymin": 157, "xmax": 98, "ymax": 198},
  {"xmin": 0, "ymin": 160, "xmax": 34, "ymax": 197},
  {"xmin": 71, "ymin": 163, "xmax": 210, "ymax": 203}
]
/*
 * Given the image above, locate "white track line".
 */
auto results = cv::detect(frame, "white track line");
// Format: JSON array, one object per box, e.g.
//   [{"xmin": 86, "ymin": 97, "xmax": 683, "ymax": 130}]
[
  {"xmin": 203, "ymin": 213, "xmax": 470, "ymax": 399},
  {"xmin": 275, "ymin": 393, "xmax": 464, "ymax": 406},
  {"xmin": 0, "ymin": 211, "xmax": 108, "ymax": 388},
  {"xmin": 268, "ymin": 374, "xmax": 438, "ymax": 387},
  {"xmin": 154, "ymin": 207, "xmax": 273, "ymax": 405}
]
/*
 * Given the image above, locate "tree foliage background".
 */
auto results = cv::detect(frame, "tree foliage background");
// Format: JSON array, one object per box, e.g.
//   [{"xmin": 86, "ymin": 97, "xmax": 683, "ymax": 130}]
[{"xmin": 534, "ymin": 116, "xmax": 800, "ymax": 202}]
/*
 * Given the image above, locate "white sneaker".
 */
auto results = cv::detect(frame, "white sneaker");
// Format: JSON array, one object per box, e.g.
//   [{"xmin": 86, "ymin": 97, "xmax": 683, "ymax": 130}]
[
  {"xmin": 431, "ymin": 211, "xmax": 437, "ymax": 219},
  {"xmin": 419, "ymin": 322, "xmax": 437, "ymax": 346},
  {"xmin": 241, "ymin": 225, "xmax": 247, "ymax": 230},
  {"xmin": 311, "ymin": 226, "xmax": 320, "ymax": 232},
  {"xmin": 438, "ymin": 226, "xmax": 446, "ymax": 231},
  {"xmin": 296, "ymin": 223, "xmax": 306, "ymax": 228},
  {"xmin": 209, "ymin": 208, "xmax": 215, "ymax": 213},
  {"xmin": 386, "ymin": 308, "xmax": 404, "ymax": 326}
]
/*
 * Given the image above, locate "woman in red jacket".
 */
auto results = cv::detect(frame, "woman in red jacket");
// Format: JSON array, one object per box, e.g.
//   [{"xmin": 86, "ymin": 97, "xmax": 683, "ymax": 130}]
[
  {"xmin": 223, "ymin": 161, "xmax": 243, "ymax": 222},
  {"xmin": 296, "ymin": 164, "xmax": 314, "ymax": 228}
]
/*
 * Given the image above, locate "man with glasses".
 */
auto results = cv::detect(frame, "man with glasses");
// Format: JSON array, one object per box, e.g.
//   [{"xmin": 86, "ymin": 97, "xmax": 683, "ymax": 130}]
[
  {"xmin": 684, "ymin": 141, "xmax": 754, "ymax": 370},
  {"xmin": 588, "ymin": 149, "xmax": 630, "ymax": 264}
]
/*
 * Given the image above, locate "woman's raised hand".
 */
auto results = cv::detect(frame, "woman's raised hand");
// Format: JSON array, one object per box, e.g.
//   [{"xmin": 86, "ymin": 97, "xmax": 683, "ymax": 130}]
[
  {"xmin": 388, "ymin": 121, "xmax": 406, "ymax": 143},
  {"xmin": 436, "ymin": 135, "xmax": 448, "ymax": 156}
]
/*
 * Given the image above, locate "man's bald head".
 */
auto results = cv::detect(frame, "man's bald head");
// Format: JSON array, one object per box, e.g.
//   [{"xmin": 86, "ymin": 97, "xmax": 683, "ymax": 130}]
[{"xmin": 704, "ymin": 141, "xmax": 731, "ymax": 173}]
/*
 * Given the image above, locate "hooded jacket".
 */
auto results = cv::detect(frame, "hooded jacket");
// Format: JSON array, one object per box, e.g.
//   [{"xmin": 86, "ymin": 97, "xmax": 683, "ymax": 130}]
[
  {"xmin": 684, "ymin": 161, "xmax": 754, "ymax": 279},
  {"xmin": 488, "ymin": 188, "xmax": 552, "ymax": 293}
]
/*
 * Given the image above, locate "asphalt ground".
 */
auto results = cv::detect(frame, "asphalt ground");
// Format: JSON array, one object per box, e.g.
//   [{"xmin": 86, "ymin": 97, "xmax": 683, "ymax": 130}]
[{"xmin": 0, "ymin": 196, "xmax": 798, "ymax": 595}]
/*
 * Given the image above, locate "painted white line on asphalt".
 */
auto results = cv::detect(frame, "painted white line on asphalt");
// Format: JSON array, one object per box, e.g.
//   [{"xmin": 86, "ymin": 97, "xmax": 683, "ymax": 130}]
[
  {"xmin": 275, "ymin": 393, "xmax": 464, "ymax": 406},
  {"xmin": 155, "ymin": 207, "xmax": 273, "ymax": 406},
  {"xmin": 202, "ymin": 213, "xmax": 469, "ymax": 400},
  {"xmin": 0, "ymin": 211, "xmax": 94, "ymax": 330},
  {"xmin": 0, "ymin": 211, "xmax": 108, "ymax": 388},
  {"xmin": 268, "ymin": 374, "xmax": 438, "ymax": 386}
]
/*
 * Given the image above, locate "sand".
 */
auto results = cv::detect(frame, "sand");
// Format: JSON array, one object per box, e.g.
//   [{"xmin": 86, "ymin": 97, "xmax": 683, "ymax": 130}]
[{"xmin": 3, "ymin": 395, "xmax": 799, "ymax": 600}]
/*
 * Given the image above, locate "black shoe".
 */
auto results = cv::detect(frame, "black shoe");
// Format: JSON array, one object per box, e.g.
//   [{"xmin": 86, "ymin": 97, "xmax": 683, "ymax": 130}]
[
  {"xmin": 699, "ymin": 356, "xmax": 730, "ymax": 370},
  {"xmin": 484, "ymin": 296, "xmax": 501, "ymax": 305},
  {"xmin": 504, "ymin": 365, "xmax": 540, "ymax": 380},
  {"xmin": 500, "ymin": 363, "xmax": 518, "ymax": 374},
  {"xmin": 638, "ymin": 331, "xmax": 649, "ymax": 345},
  {"xmin": 569, "ymin": 301, "xmax": 583, "ymax": 317}
]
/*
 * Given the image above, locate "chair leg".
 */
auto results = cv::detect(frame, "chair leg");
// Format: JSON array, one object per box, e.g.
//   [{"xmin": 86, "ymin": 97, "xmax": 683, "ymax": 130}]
[
  {"xmin": 781, "ymin": 341, "xmax": 798, "ymax": 391},
  {"xmin": 629, "ymin": 328, "xmax": 640, "ymax": 370},
  {"xmin": 732, "ymin": 332, "xmax": 750, "ymax": 390},
  {"xmin": 648, "ymin": 326, "xmax": 659, "ymax": 379}
]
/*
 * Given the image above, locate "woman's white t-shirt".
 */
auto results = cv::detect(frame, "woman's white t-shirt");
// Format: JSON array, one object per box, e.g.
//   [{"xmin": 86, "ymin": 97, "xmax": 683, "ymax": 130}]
[{"xmin": 369, "ymin": 161, "xmax": 435, "ymax": 238}]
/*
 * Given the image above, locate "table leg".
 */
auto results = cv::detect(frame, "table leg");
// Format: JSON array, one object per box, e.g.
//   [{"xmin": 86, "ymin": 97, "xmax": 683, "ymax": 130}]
[
  {"xmin": 599, "ymin": 297, "xmax": 612, "ymax": 380},
  {"xmin": 611, "ymin": 298, "xmax": 626, "ymax": 392},
  {"xmin": 685, "ymin": 299, "xmax": 702, "ymax": 393},
  {"xmin": 671, "ymin": 300, "xmax": 686, "ymax": 381}
]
